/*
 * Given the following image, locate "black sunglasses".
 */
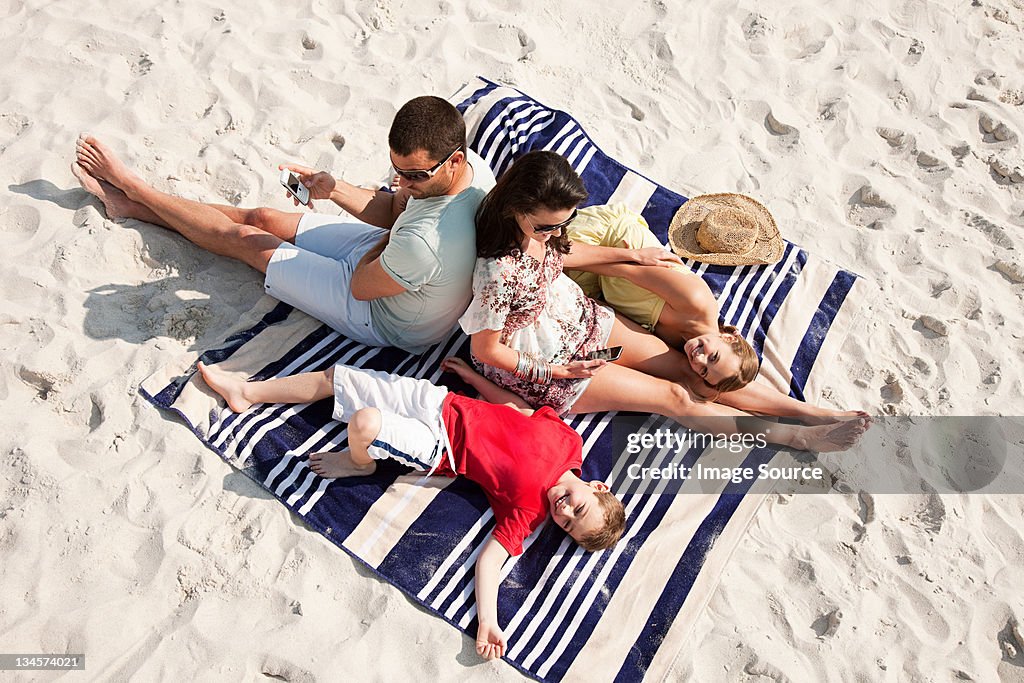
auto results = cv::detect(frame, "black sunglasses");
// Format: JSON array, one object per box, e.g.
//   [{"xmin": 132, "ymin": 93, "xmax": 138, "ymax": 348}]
[
  {"xmin": 527, "ymin": 208, "xmax": 578, "ymax": 233},
  {"xmin": 391, "ymin": 147, "xmax": 461, "ymax": 182}
]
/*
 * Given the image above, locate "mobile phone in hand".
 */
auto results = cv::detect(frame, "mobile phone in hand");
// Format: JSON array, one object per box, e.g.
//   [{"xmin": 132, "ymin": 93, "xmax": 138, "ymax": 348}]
[
  {"xmin": 280, "ymin": 168, "xmax": 310, "ymax": 204},
  {"xmin": 583, "ymin": 346, "xmax": 623, "ymax": 362}
]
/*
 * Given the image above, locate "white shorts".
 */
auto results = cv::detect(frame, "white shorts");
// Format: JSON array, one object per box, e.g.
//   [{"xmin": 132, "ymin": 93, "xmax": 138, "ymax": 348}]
[
  {"xmin": 331, "ymin": 364, "xmax": 451, "ymax": 472},
  {"xmin": 264, "ymin": 213, "xmax": 390, "ymax": 346}
]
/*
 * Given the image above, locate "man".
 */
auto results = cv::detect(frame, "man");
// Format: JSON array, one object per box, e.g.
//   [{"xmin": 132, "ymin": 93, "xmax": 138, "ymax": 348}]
[{"xmin": 72, "ymin": 96, "xmax": 496, "ymax": 354}]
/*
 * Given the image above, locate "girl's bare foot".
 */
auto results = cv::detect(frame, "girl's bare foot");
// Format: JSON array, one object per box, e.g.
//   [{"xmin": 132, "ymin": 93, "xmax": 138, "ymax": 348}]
[
  {"xmin": 197, "ymin": 361, "xmax": 254, "ymax": 413},
  {"xmin": 308, "ymin": 450, "xmax": 377, "ymax": 478},
  {"xmin": 71, "ymin": 161, "xmax": 156, "ymax": 222},
  {"xmin": 801, "ymin": 409, "xmax": 872, "ymax": 426},
  {"xmin": 799, "ymin": 418, "xmax": 869, "ymax": 453},
  {"xmin": 74, "ymin": 134, "xmax": 143, "ymax": 194}
]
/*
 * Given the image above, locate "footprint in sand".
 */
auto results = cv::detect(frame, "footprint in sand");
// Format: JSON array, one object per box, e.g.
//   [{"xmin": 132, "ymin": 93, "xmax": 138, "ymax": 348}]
[
  {"xmin": 817, "ymin": 98, "xmax": 847, "ymax": 122},
  {"xmin": 876, "ymin": 126, "xmax": 915, "ymax": 152},
  {"xmin": 880, "ymin": 371, "xmax": 904, "ymax": 403},
  {"xmin": 979, "ymin": 112, "xmax": 1018, "ymax": 146},
  {"xmin": 261, "ymin": 656, "xmax": 315, "ymax": 683},
  {"xmin": 873, "ymin": 21, "xmax": 926, "ymax": 66},
  {"xmin": 858, "ymin": 491, "xmax": 875, "ymax": 525},
  {"xmin": 888, "ymin": 80, "xmax": 914, "ymax": 111},
  {"xmin": 993, "ymin": 259, "xmax": 1024, "ymax": 283},
  {"xmin": 905, "ymin": 38, "xmax": 925, "ymax": 66},
  {"xmin": 16, "ymin": 365, "xmax": 60, "ymax": 401},
  {"xmin": 516, "ymin": 27, "xmax": 536, "ymax": 61},
  {"xmin": 847, "ymin": 182, "xmax": 897, "ymax": 228},
  {"xmin": 915, "ymin": 151, "xmax": 953, "ymax": 182},
  {"xmin": 986, "ymin": 155, "xmax": 1024, "ymax": 184},
  {"xmin": 0, "ymin": 112, "xmax": 30, "ymax": 150},
  {"xmin": 301, "ymin": 33, "xmax": 323, "ymax": 60},
  {"xmin": 966, "ymin": 212, "xmax": 1015, "ymax": 248},
  {"xmin": 878, "ymin": 126, "xmax": 949, "ymax": 183},
  {"xmin": 1, "ymin": 204, "xmax": 41, "ymax": 253},
  {"xmin": 811, "ymin": 608, "xmax": 843, "ymax": 639},
  {"xmin": 742, "ymin": 13, "xmax": 772, "ymax": 54},
  {"xmin": 975, "ymin": 69, "xmax": 999, "ymax": 87},
  {"xmin": 913, "ymin": 494, "xmax": 945, "ymax": 534},
  {"xmin": 88, "ymin": 394, "xmax": 104, "ymax": 432},
  {"xmin": 128, "ymin": 51, "xmax": 153, "ymax": 76},
  {"xmin": 764, "ymin": 108, "xmax": 799, "ymax": 153},
  {"xmin": 780, "ymin": 17, "xmax": 834, "ymax": 59},
  {"xmin": 616, "ymin": 94, "xmax": 645, "ymax": 122}
]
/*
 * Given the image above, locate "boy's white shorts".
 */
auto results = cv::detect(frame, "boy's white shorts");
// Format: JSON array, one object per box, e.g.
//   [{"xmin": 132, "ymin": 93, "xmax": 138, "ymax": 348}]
[{"xmin": 331, "ymin": 364, "xmax": 450, "ymax": 472}]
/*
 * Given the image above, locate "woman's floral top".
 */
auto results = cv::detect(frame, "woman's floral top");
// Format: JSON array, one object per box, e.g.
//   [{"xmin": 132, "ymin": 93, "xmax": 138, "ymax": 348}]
[{"xmin": 459, "ymin": 246, "xmax": 614, "ymax": 415}]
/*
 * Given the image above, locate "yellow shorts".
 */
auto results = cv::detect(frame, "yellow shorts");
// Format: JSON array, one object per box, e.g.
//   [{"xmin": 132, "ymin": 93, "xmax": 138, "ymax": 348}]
[{"xmin": 566, "ymin": 204, "xmax": 687, "ymax": 331}]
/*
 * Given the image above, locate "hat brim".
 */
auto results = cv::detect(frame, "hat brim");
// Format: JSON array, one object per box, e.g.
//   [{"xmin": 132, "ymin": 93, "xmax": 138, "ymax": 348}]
[{"xmin": 668, "ymin": 194, "xmax": 784, "ymax": 267}]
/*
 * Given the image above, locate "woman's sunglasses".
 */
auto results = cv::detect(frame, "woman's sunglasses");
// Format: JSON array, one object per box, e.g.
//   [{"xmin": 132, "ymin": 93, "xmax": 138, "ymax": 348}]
[
  {"xmin": 527, "ymin": 208, "xmax": 579, "ymax": 233},
  {"xmin": 391, "ymin": 147, "xmax": 461, "ymax": 182}
]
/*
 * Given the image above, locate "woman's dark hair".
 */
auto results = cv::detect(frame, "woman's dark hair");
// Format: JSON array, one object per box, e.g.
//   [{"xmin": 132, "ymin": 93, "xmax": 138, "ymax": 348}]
[{"xmin": 475, "ymin": 150, "xmax": 588, "ymax": 258}]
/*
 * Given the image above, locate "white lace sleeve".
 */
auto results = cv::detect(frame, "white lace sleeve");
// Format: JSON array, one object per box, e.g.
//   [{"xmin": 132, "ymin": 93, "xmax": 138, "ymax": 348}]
[{"xmin": 458, "ymin": 257, "xmax": 516, "ymax": 335}]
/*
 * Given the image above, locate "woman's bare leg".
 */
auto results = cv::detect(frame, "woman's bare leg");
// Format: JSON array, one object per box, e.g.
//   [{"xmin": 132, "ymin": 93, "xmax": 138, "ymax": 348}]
[
  {"xmin": 571, "ymin": 364, "xmax": 867, "ymax": 452},
  {"xmin": 716, "ymin": 381, "xmax": 871, "ymax": 424}
]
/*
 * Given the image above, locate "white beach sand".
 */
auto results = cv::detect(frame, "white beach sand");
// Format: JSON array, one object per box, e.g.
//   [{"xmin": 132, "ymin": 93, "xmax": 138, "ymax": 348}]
[{"xmin": 2, "ymin": 0, "xmax": 1024, "ymax": 680}]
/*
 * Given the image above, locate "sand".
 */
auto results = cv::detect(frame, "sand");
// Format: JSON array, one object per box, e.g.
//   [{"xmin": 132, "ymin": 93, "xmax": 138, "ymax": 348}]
[{"xmin": 2, "ymin": 0, "xmax": 1024, "ymax": 679}]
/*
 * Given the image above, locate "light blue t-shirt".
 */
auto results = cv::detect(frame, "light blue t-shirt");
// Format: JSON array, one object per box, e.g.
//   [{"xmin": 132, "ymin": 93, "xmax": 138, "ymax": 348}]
[{"xmin": 373, "ymin": 150, "xmax": 496, "ymax": 354}]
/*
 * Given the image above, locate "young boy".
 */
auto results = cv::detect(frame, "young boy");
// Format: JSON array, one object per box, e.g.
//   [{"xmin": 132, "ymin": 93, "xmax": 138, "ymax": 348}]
[{"xmin": 197, "ymin": 356, "xmax": 626, "ymax": 661}]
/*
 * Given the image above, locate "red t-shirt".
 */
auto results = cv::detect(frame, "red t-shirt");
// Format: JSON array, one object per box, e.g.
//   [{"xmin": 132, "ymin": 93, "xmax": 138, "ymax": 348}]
[{"xmin": 437, "ymin": 393, "xmax": 583, "ymax": 556}]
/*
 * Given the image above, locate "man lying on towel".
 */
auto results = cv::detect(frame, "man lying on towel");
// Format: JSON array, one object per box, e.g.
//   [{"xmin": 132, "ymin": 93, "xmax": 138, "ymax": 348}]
[{"xmin": 196, "ymin": 356, "xmax": 626, "ymax": 661}]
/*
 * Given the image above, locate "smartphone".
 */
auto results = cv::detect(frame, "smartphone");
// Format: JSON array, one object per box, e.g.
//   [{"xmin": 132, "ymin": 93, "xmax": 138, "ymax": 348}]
[
  {"xmin": 279, "ymin": 168, "xmax": 310, "ymax": 204},
  {"xmin": 583, "ymin": 346, "xmax": 623, "ymax": 362}
]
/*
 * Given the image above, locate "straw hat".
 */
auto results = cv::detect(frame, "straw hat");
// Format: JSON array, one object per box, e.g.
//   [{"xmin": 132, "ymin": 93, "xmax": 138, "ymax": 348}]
[{"xmin": 667, "ymin": 193, "xmax": 783, "ymax": 266}]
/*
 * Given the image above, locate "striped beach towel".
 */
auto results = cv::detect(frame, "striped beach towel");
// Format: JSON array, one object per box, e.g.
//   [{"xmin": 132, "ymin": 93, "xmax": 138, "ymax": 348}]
[{"xmin": 141, "ymin": 77, "xmax": 867, "ymax": 682}]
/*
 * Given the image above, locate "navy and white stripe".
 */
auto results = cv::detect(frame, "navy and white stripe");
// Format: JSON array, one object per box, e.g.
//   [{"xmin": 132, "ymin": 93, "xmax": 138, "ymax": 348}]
[{"xmin": 142, "ymin": 77, "xmax": 864, "ymax": 683}]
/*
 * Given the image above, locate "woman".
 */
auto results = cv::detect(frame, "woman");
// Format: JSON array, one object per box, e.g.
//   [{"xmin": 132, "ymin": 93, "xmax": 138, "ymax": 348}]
[
  {"xmin": 562, "ymin": 201, "xmax": 863, "ymax": 423},
  {"xmin": 459, "ymin": 151, "xmax": 866, "ymax": 451}
]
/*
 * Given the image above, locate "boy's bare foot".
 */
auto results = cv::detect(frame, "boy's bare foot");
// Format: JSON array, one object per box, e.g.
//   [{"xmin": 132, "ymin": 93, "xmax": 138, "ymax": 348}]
[
  {"xmin": 197, "ymin": 361, "xmax": 254, "ymax": 413},
  {"xmin": 799, "ymin": 418, "xmax": 870, "ymax": 453},
  {"xmin": 74, "ymin": 134, "xmax": 143, "ymax": 194},
  {"xmin": 71, "ymin": 161, "xmax": 151, "ymax": 221},
  {"xmin": 308, "ymin": 450, "xmax": 376, "ymax": 478}
]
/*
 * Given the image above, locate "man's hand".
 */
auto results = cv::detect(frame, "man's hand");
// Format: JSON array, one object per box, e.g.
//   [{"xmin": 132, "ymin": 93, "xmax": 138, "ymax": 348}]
[
  {"xmin": 476, "ymin": 620, "xmax": 507, "ymax": 660},
  {"xmin": 632, "ymin": 246, "xmax": 683, "ymax": 267},
  {"xmin": 356, "ymin": 232, "xmax": 390, "ymax": 269},
  {"xmin": 279, "ymin": 163, "xmax": 337, "ymax": 207}
]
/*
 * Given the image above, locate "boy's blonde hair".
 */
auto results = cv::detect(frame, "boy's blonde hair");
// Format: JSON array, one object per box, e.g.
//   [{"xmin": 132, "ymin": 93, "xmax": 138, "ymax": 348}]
[{"xmin": 577, "ymin": 491, "xmax": 626, "ymax": 551}]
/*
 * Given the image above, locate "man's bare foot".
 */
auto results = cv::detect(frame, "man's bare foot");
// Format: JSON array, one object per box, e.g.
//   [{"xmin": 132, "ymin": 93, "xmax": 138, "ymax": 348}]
[
  {"xmin": 799, "ymin": 418, "xmax": 870, "ymax": 453},
  {"xmin": 308, "ymin": 450, "xmax": 377, "ymax": 478},
  {"xmin": 74, "ymin": 134, "xmax": 143, "ymax": 195},
  {"xmin": 71, "ymin": 161, "xmax": 154, "ymax": 222},
  {"xmin": 197, "ymin": 361, "xmax": 254, "ymax": 413}
]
